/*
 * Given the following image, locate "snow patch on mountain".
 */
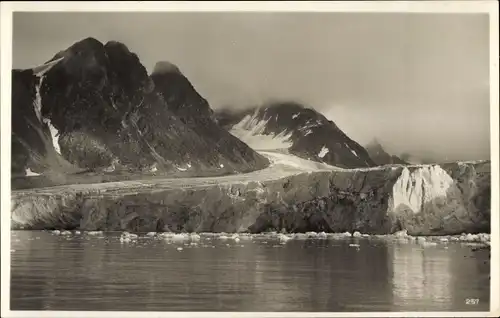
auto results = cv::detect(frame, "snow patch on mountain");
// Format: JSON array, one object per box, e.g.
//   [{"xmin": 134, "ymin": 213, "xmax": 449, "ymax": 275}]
[
  {"xmin": 318, "ymin": 146, "xmax": 329, "ymax": 158},
  {"xmin": 33, "ymin": 77, "xmax": 43, "ymax": 122},
  {"xmin": 25, "ymin": 168, "xmax": 40, "ymax": 176},
  {"xmin": 30, "ymin": 58, "xmax": 66, "ymax": 155},
  {"xmin": 42, "ymin": 118, "xmax": 61, "ymax": 155},
  {"xmin": 344, "ymin": 143, "xmax": 358, "ymax": 157},
  {"xmin": 229, "ymin": 111, "xmax": 293, "ymax": 150},
  {"xmin": 32, "ymin": 58, "xmax": 65, "ymax": 123}
]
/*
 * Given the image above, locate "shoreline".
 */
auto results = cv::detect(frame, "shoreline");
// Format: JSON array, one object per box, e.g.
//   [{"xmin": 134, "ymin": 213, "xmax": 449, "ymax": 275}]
[{"xmin": 10, "ymin": 229, "xmax": 491, "ymax": 246}]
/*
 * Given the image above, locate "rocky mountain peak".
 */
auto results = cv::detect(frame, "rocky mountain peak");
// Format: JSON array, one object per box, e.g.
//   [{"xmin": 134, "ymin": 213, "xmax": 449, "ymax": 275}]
[
  {"xmin": 152, "ymin": 61, "xmax": 182, "ymax": 75},
  {"xmin": 11, "ymin": 37, "xmax": 269, "ymax": 182},
  {"xmin": 215, "ymin": 101, "xmax": 375, "ymax": 168}
]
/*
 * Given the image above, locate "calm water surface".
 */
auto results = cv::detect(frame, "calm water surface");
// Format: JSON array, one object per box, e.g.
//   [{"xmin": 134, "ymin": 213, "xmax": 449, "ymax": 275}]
[{"xmin": 10, "ymin": 231, "xmax": 490, "ymax": 312}]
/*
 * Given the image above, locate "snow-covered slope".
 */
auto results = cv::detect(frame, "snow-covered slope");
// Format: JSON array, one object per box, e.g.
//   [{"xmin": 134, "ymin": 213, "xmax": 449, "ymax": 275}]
[
  {"xmin": 216, "ymin": 102, "xmax": 375, "ymax": 169},
  {"xmin": 229, "ymin": 114, "xmax": 294, "ymax": 150}
]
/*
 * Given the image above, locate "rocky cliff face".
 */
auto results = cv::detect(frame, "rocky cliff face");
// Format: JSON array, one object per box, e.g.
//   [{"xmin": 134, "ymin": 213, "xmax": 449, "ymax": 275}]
[
  {"xmin": 216, "ymin": 102, "xmax": 375, "ymax": 169},
  {"xmin": 11, "ymin": 152, "xmax": 490, "ymax": 235},
  {"xmin": 365, "ymin": 139, "xmax": 408, "ymax": 166},
  {"xmin": 11, "ymin": 37, "xmax": 268, "ymax": 180}
]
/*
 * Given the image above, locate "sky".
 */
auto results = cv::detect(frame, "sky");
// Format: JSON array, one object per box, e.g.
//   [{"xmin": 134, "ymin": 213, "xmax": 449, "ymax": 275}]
[{"xmin": 12, "ymin": 12, "xmax": 491, "ymax": 162}]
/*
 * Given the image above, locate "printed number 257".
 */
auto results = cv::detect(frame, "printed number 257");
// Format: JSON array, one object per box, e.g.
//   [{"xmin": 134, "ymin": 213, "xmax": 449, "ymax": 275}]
[{"xmin": 466, "ymin": 298, "xmax": 479, "ymax": 305}]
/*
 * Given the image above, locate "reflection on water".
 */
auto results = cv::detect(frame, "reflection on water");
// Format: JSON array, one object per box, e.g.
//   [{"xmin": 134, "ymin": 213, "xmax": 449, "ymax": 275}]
[
  {"xmin": 390, "ymin": 244, "xmax": 489, "ymax": 311},
  {"xmin": 10, "ymin": 231, "xmax": 490, "ymax": 312}
]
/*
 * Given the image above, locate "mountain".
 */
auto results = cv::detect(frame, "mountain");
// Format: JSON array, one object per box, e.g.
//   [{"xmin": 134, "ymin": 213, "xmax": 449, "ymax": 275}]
[
  {"xmin": 216, "ymin": 102, "xmax": 375, "ymax": 169},
  {"xmin": 365, "ymin": 139, "xmax": 408, "ymax": 166},
  {"xmin": 11, "ymin": 37, "xmax": 269, "ymax": 181}
]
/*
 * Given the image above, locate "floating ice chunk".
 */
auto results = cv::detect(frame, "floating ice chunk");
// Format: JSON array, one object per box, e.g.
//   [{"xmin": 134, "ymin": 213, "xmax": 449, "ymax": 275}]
[
  {"xmin": 466, "ymin": 234, "xmax": 479, "ymax": 242},
  {"xmin": 478, "ymin": 233, "xmax": 490, "ymax": 243},
  {"xmin": 219, "ymin": 235, "xmax": 229, "ymax": 240},
  {"xmin": 146, "ymin": 232, "xmax": 156, "ymax": 237},
  {"xmin": 121, "ymin": 232, "xmax": 138, "ymax": 239},
  {"xmin": 306, "ymin": 231, "xmax": 318, "ymax": 238},
  {"xmin": 394, "ymin": 230, "xmax": 408, "ymax": 237},
  {"xmin": 318, "ymin": 232, "xmax": 328, "ymax": 239},
  {"xmin": 417, "ymin": 237, "xmax": 426, "ymax": 242},
  {"xmin": 74, "ymin": 231, "xmax": 81, "ymax": 235},
  {"xmin": 61, "ymin": 230, "xmax": 72, "ymax": 236},
  {"xmin": 318, "ymin": 146, "xmax": 329, "ymax": 158},
  {"xmin": 352, "ymin": 231, "xmax": 362, "ymax": 238},
  {"xmin": 190, "ymin": 233, "xmax": 201, "ymax": 241},
  {"xmin": 421, "ymin": 241, "xmax": 438, "ymax": 247},
  {"xmin": 361, "ymin": 234, "xmax": 370, "ymax": 238},
  {"xmin": 52, "ymin": 230, "xmax": 61, "ymax": 235},
  {"xmin": 159, "ymin": 232, "xmax": 174, "ymax": 238},
  {"xmin": 277, "ymin": 233, "xmax": 292, "ymax": 243},
  {"xmin": 87, "ymin": 231, "xmax": 103, "ymax": 236},
  {"xmin": 294, "ymin": 233, "xmax": 308, "ymax": 240},
  {"xmin": 234, "ymin": 237, "xmax": 241, "ymax": 243},
  {"xmin": 171, "ymin": 234, "xmax": 189, "ymax": 241},
  {"xmin": 176, "ymin": 247, "xmax": 183, "ymax": 251},
  {"xmin": 349, "ymin": 243, "xmax": 360, "ymax": 247},
  {"xmin": 341, "ymin": 232, "xmax": 352, "ymax": 237},
  {"xmin": 120, "ymin": 237, "xmax": 131, "ymax": 243}
]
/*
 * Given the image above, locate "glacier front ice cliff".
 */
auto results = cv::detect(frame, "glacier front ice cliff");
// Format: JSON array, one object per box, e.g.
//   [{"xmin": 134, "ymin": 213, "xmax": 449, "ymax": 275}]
[{"xmin": 11, "ymin": 152, "xmax": 490, "ymax": 235}]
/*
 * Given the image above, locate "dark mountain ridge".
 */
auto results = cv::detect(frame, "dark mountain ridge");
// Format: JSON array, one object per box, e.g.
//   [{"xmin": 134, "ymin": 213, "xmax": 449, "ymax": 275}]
[{"xmin": 11, "ymin": 37, "xmax": 268, "ymax": 184}]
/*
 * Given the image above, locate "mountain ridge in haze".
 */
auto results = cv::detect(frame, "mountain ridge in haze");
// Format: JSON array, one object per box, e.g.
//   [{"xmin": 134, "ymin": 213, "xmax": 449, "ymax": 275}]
[{"xmin": 365, "ymin": 138, "xmax": 408, "ymax": 166}]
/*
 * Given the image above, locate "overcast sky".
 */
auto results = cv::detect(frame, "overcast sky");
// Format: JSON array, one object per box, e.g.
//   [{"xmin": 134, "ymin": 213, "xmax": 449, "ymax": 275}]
[{"xmin": 12, "ymin": 12, "xmax": 490, "ymax": 162}]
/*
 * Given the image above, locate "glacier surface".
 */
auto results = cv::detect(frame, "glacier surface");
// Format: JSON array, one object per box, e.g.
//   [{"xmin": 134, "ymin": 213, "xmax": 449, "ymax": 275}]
[{"xmin": 11, "ymin": 151, "xmax": 490, "ymax": 235}]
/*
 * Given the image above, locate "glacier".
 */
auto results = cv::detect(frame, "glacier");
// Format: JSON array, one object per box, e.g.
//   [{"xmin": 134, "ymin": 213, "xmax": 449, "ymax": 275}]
[{"xmin": 10, "ymin": 151, "xmax": 490, "ymax": 235}]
